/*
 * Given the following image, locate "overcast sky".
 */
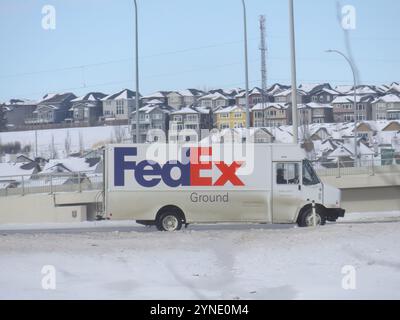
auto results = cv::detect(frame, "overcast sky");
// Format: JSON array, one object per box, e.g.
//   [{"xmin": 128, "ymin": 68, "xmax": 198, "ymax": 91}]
[{"xmin": 0, "ymin": 0, "xmax": 399, "ymax": 101}]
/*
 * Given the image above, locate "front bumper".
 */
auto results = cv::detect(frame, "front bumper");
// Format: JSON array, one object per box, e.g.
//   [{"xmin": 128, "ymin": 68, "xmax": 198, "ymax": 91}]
[{"xmin": 325, "ymin": 208, "xmax": 345, "ymax": 221}]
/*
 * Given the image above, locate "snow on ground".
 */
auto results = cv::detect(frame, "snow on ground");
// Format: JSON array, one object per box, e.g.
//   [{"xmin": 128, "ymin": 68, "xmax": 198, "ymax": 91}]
[
  {"xmin": 0, "ymin": 212, "xmax": 400, "ymax": 300},
  {"xmin": 0, "ymin": 125, "xmax": 130, "ymax": 158}
]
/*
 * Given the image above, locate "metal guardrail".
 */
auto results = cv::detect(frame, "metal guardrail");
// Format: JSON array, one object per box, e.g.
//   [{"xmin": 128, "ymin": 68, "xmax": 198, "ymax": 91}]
[
  {"xmin": 313, "ymin": 155, "xmax": 400, "ymax": 178},
  {"xmin": 0, "ymin": 171, "xmax": 103, "ymax": 197}
]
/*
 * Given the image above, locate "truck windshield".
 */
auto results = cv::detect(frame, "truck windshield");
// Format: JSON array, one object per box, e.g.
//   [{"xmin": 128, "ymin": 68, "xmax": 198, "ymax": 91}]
[{"xmin": 302, "ymin": 160, "xmax": 320, "ymax": 186}]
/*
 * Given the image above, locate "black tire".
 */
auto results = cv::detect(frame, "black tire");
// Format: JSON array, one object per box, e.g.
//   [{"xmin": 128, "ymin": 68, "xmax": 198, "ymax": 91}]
[
  {"xmin": 297, "ymin": 208, "xmax": 326, "ymax": 227},
  {"xmin": 156, "ymin": 211, "xmax": 183, "ymax": 232}
]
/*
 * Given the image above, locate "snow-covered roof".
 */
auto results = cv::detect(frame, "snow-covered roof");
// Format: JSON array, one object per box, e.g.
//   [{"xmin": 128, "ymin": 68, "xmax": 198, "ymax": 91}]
[
  {"xmin": 72, "ymin": 92, "xmax": 107, "ymax": 102},
  {"xmin": 0, "ymin": 163, "xmax": 36, "ymax": 178},
  {"xmin": 303, "ymin": 102, "xmax": 333, "ymax": 109},
  {"xmin": 251, "ymin": 103, "xmax": 287, "ymax": 111},
  {"xmin": 41, "ymin": 158, "xmax": 100, "ymax": 174},
  {"xmin": 215, "ymin": 105, "xmax": 244, "ymax": 114},
  {"xmin": 199, "ymin": 92, "xmax": 229, "ymax": 101},
  {"xmin": 274, "ymin": 88, "xmax": 306, "ymax": 97},
  {"xmin": 4, "ymin": 98, "xmax": 37, "ymax": 106},
  {"xmin": 171, "ymin": 106, "xmax": 209, "ymax": 115},
  {"xmin": 334, "ymin": 85, "xmax": 353, "ymax": 94},
  {"xmin": 102, "ymin": 89, "xmax": 139, "ymax": 101},
  {"xmin": 372, "ymin": 94, "xmax": 400, "ymax": 104}
]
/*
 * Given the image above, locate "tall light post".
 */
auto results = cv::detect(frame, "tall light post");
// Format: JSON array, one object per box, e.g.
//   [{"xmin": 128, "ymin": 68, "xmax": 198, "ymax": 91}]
[
  {"xmin": 326, "ymin": 49, "xmax": 358, "ymax": 161},
  {"xmin": 134, "ymin": 0, "xmax": 140, "ymax": 143},
  {"xmin": 288, "ymin": 0, "xmax": 299, "ymax": 144},
  {"xmin": 241, "ymin": 0, "xmax": 250, "ymax": 129}
]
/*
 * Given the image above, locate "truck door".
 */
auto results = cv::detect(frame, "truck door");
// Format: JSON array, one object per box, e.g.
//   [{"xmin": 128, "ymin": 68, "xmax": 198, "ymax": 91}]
[
  {"xmin": 301, "ymin": 160, "xmax": 323, "ymax": 204},
  {"xmin": 272, "ymin": 162, "xmax": 302, "ymax": 223}
]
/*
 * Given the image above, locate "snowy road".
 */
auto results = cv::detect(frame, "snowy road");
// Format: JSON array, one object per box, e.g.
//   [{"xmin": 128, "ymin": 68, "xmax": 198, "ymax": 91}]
[{"xmin": 0, "ymin": 212, "xmax": 400, "ymax": 300}]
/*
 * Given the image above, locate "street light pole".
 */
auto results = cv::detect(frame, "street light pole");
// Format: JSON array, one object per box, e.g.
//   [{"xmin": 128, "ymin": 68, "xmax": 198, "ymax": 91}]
[
  {"xmin": 241, "ymin": 0, "xmax": 250, "ymax": 129},
  {"xmin": 326, "ymin": 49, "xmax": 358, "ymax": 161},
  {"xmin": 289, "ymin": 0, "xmax": 298, "ymax": 144},
  {"xmin": 134, "ymin": 0, "xmax": 140, "ymax": 143}
]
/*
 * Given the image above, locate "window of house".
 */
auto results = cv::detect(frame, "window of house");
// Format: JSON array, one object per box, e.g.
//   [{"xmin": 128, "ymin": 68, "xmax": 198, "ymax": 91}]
[
  {"xmin": 116, "ymin": 100, "xmax": 125, "ymax": 115},
  {"xmin": 174, "ymin": 115, "xmax": 183, "ymax": 122},
  {"xmin": 186, "ymin": 114, "xmax": 198, "ymax": 122},
  {"xmin": 234, "ymin": 112, "xmax": 242, "ymax": 118},
  {"xmin": 276, "ymin": 163, "xmax": 300, "ymax": 185}
]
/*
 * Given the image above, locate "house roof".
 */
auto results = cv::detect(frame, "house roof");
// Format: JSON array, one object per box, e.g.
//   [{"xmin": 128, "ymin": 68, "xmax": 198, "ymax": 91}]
[
  {"xmin": 40, "ymin": 92, "xmax": 77, "ymax": 104},
  {"xmin": 141, "ymin": 91, "xmax": 171, "ymax": 99},
  {"xmin": 303, "ymin": 102, "xmax": 333, "ymax": 109},
  {"xmin": 102, "ymin": 89, "xmax": 139, "ymax": 101},
  {"xmin": 4, "ymin": 98, "xmax": 37, "ymax": 106},
  {"xmin": 199, "ymin": 92, "xmax": 229, "ymax": 101},
  {"xmin": 274, "ymin": 88, "xmax": 307, "ymax": 97},
  {"xmin": 215, "ymin": 105, "xmax": 245, "ymax": 114},
  {"xmin": 0, "ymin": 163, "xmax": 37, "ymax": 178},
  {"xmin": 41, "ymin": 158, "xmax": 101, "ymax": 174},
  {"xmin": 171, "ymin": 106, "xmax": 210, "ymax": 115},
  {"xmin": 251, "ymin": 103, "xmax": 287, "ymax": 111},
  {"xmin": 372, "ymin": 94, "xmax": 400, "ymax": 104},
  {"xmin": 72, "ymin": 92, "xmax": 107, "ymax": 102},
  {"xmin": 178, "ymin": 89, "xmax": 204, "ymax": 97}
]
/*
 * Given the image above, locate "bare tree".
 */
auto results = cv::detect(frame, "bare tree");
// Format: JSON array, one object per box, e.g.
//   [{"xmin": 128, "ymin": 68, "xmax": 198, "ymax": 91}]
[
  {"xmin": 78, "ymin": 131, "xmax": 84, "ymax": 155},
  {"xmin": 64, "ymin": 131, "xmax": 71, "ymax": 157},
  {"xmin": 113, "ymin": 126, "xmax": 125, "ymax": 143},
  {"xmin": 49, "ymin": 134, "xmax": 58, "ymax": 159}
]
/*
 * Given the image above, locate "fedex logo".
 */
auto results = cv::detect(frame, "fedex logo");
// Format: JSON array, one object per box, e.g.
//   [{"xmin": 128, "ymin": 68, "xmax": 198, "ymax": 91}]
[{"xmin": 114, "ymin": 147, "xmax": 245, "ymax": 188}]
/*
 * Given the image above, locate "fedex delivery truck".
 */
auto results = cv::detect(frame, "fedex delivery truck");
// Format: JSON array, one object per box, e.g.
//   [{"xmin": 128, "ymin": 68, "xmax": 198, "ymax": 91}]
[{"xmin": 104, "ymin": 143, "xmax": 345, "ymax": 231}]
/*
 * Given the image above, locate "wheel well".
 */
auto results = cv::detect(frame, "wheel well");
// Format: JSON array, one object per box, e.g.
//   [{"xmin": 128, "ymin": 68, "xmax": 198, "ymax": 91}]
[
  {"xmin": 156, "ymin": 205, "xmax": 186, "ymax": 223},
  {"xmin": 297, "ymin": 203, "xmax": 326, "ymax": 223}
]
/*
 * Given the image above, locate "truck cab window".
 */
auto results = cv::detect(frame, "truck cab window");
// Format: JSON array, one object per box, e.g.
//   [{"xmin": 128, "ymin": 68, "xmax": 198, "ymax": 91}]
[
  {"xmin": 276, "ymin": 163, "xmax": 300, "ymax": 185},
  {"xmin": 302, "ymin": 160, "xmax": 320, "ymax": 186}
]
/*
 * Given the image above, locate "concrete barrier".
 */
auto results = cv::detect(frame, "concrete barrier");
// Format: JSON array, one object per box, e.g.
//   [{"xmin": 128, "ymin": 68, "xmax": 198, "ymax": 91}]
[{"xmin": 0, "ymin": 193, "xmax": 87, "ymax": 224}]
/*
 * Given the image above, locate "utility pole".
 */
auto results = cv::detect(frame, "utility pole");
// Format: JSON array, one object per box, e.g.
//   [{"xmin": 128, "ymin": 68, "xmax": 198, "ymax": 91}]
[
  {"xmin": 259, "ymin": 15, "xmax": 268, "ymax": 108},
  {"xmin": 289, "ymin": 0, "xmax": 299, "ymax": 144},
  {"xmin": 134, "ymin": 0, "xmax": 140, "ymax": 143},
  {"xmin": 241, "ymin": 0, "xmax": 250, "ymax": 129}
]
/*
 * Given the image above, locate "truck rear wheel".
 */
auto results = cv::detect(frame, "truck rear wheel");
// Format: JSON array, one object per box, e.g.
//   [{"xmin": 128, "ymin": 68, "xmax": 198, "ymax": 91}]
[
  {"xmin": 156, "ymin": 212, "xmax": 183, "ymax": 232},
  {"xmin": 297, "ymin": 208, "xmax": 326, "ymax": 227}
]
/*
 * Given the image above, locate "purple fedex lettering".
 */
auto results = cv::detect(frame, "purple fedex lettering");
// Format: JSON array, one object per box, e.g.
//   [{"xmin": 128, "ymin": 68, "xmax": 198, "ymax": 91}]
[{"xmin": 114, "ymin": 147, "xmax": 190, "ymax": 188}]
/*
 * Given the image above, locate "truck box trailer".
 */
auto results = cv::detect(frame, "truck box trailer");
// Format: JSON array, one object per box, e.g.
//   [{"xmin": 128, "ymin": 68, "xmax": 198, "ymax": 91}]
[{"xmin": 104, "ymin": 143, "xmax": 345, "ymax": 231}]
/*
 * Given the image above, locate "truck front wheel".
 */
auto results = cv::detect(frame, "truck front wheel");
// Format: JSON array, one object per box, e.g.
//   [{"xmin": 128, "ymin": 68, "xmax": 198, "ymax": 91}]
[
  {"xmin": 156, "ymin": 212, "xmax": 183, "ymax": 232},
  {"xmin": 297, "ymin": 208, "xmax": 326, "ymax": 227}
]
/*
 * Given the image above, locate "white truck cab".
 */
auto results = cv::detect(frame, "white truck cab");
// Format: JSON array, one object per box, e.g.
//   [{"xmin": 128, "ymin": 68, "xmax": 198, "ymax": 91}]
[{"xmin": 104, "ymin": 143, "xmax": 345, "ymax": 231}]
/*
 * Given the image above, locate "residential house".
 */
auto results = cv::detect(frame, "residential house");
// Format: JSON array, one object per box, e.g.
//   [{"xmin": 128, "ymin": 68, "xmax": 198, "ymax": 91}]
[
  {"xmin": 198, "ymin": 92, "xmax": 233, "ymax": 110},
  {"xmin": 298, "ymin": 103, "xmax": 334, "ymax": 124},
  {"xmin": 167, "ymin": 91, "xmax": 184, "ymax": 110},
  {"xmin": 235, "ymin": 87, "xmax": 266, "ymax": 108},
  {"xmin": 70, "ymin": 92, "xmax": 107, "ymax": 125},
  {"xmin": 215, "ymin": 105, "xmax": 247, "ymax": 130},
  {"xmin": 267, "ymin": 83, "xmax": 290, "ymax": 100},
  {"xmin": 169, "ymin": 106, "xmax": 212, "ymax": 142},
  {"xmin": 102, "ymin": 89, "xmax": 140, "ymax": 122},
  {"xmin": 29, "ymin": 93, "xmax": 77, "ymax": 125},
  {"xmin": 273, "ymin": 88, "xmax": 307, "ymax": 104},
  {"xmin": 308, "ymin": 87, "xmax": 339, "ymax": 104},
  {"xmin": 331, "ymin": 95, "xmax": 374, "ymax": 122},
  {"xmin": 346, "ymin": 85, "xmax": 380, "ymax": 97},
  {"xmin": 202, "ymin": 128, "xmax": 275, "ymax": 144},
  {"xmin": 178, "ymin": 89, "xmax": 205, "ymax": 107},
  {"xmin": 132, "ymin": 103, "xmax": 173, "ymax": 143},
  {"xmin": 298, "ymin": 83, "xmax": 334, "ymax": 103},
  {"xmin": 371, "ymin": 94, "xmax": 400, "ymax": 120},
  {"xmin": 251, "ymin": 103, "xmax": 291, "ymax": 127},
  {"xmin": 141, "ymin": 91, "xmax": 170, "ymax": 105},
  {"xmin": 2, "ymin": 99, "xmax": 37, "ymax": 128}
]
